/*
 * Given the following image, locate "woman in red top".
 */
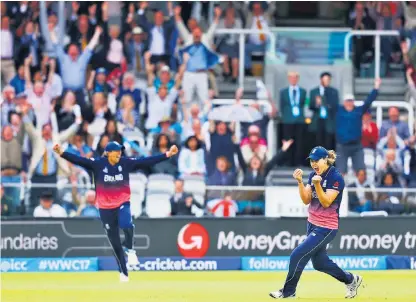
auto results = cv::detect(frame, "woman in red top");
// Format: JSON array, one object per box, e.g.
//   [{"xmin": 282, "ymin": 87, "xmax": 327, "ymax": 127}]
[{"xmin": 361, "ymin": 110, "xmax": 379, "ymax": 149}]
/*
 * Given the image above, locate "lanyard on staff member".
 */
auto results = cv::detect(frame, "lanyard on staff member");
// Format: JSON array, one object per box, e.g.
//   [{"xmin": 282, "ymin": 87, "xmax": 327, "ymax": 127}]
[
  {"xmin": 319, "ymin": 86, "xmax": 327, "ymax": 119},
  {"xmin": 289, "ymin": 86, "xmax": 300, "ymax": 117}
]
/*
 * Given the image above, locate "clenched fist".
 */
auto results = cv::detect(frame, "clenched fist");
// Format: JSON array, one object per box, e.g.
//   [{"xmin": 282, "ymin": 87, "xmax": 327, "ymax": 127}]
[
  {"xmin": 166, "ymin": 145, "xmax": 179, "ymax": 157},
  {"xmin": 293, "ymin": 169, "xmax": 303, "ymax": 182},
  {"xmin": 312, "ymin": 175, "xmax": 322, "ymax": 185},
  {"xmin": 53, "ymin": 144, "xmax": 63, "ymax": 156}
]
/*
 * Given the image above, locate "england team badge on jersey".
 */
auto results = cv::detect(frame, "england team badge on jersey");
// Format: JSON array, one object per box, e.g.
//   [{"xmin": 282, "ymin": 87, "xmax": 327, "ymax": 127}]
[
  {"xmin": 118, "ymin": 166, "xmax": 122, "ymax": 172},
  {"xmin": 103, "ymin": 167, "xmax": 108, "ymax": 173}
]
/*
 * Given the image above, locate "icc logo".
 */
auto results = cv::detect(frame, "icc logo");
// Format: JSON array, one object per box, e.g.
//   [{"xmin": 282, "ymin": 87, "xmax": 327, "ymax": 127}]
[{"xmin": 177, "ymin": 223, "xmax": 209, "ymax": 257}]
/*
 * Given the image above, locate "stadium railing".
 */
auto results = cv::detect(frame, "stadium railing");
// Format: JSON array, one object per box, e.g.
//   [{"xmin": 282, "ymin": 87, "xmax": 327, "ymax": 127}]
[
  {"xmin": 214, "ymin": 28, "xmax": 276, "ymax": 88},
  {"xmin": 343, "ymin": 29, "xmax": 400, "ymax": 79}
]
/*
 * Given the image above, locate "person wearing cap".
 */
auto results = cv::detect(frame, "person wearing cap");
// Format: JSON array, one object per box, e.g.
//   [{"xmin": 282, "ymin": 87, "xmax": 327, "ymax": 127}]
[
  {"xmin": 33, "ymin": 191, "xmax": 67, "ymax": 218},
  {"xmin": 270, "ymin": 146, "xmax": 362, "ymax": 299},
  {"xmin": 53, "ymin": 140, "xmax": 178, "ymax": 282},
  {"xmin": 335, "ymin": 78, "xmax": 381, "ymax": 176},
  {"xmin": 87, "ymin": 67, "xmax": 112, "ymax": 97},
  {"xmin": 309, "ymin": 72, "xmax": 339, "ymax": 150},
  {"xmin": 126, "ymin": 26, "xmax": 145, "ymax": 72}
]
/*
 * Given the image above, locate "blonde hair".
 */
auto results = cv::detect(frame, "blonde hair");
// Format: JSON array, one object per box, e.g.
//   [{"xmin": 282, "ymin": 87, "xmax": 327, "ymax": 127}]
[
  {"xmin": 327, "ymin": 150, "xmax": 337, "ymax": 166},
  {"xmin": 119, "ymin": 94, "xmax": 135, "ymax": 109}
]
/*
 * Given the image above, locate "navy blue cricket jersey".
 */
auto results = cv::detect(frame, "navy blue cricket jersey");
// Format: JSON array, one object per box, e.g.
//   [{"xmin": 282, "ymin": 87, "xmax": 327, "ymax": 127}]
[
  {"xmin": 308, "ymin": 166, "xmax": 345, "ymax": 229},
  {"xmin": 62, "ymin": 152, "xmax": 168, "ymax": 209}
]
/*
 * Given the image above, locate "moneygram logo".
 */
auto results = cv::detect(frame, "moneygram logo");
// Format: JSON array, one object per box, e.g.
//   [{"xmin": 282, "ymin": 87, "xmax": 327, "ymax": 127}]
[{"xmin": 177, "ymin": 223, "xmax": 209, "ymax": 257}]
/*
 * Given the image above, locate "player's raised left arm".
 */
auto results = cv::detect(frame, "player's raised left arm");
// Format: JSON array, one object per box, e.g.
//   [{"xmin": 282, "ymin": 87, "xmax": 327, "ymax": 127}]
[
  {"xmin": 312, "ymin": 175, "xmax": 341, "ymax": 208},
  {"xmin": 128, "ymin": 145, "xmax": 179, "ymax": 169},
  {"xmin": 54, "ymin": 144, "xmax": 95, "ymax": 170}
]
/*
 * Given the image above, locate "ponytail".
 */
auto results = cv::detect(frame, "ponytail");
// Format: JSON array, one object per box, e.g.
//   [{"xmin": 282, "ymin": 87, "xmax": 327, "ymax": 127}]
[{"xmin": 327, "ymin": 150, "xmax": 337, "ymax": 166}]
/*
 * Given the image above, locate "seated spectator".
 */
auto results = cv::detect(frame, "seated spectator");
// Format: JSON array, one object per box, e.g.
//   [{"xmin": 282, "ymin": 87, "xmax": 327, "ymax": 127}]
[
  {"xmin": 33, "ymin": 191, "xmax": 67, "ymax": 218},
  {"xmin": 116, "ymin": 72, "xmax": 142, "ymax": 110},
  {"xmin": 1, "ymin": 184, "xmax": 12, "ymax": 216},
  {"xmin": 207, "ymin": 193, "xmax": 238, "ymax": 217},
  {"xmin": 55, "ymin": 91, "xmax": 81, "ymax": 131},
  {"xmin": 408, "ymin": 135, "xmax": 416, "ymax": 187},
  {"xmin": 101, "ymin": 119, "xmax": 123, "ymax": 145},
  {"xmin": 83, "ymin": 92, "xmax": 113, "ymax": 124},
  {"xmin": 362, "ymin": 110, "xmax": 379, "ymax": 150},
  {"xmin": 79, "ymin": 190, "xmax": 99, "ymax": 218},
  {"xmin": 376, "ymin": 172, "xmax": 405, "ymax": 214},
  {"xmin": 170, "ymin": 180, "xmax": 203, "ymax": 216},
  {"xmin": 1, "ymin": 85, "xmax": 16, "ymax": 126},
  {"xmin": 348, "ymin": 169, "xmax": 376, "ymax": 213},
  {"xmin": 379, "ymin": 107, "xmax": 410, "ymax": 142},
  {"xmin": 208, "ymin": 120, "xmax": 236, "ymax": 174},
  {"xmin": 240, "ymin": 125, "xmax": 268, "ymax": 164},
  {"xmin": 238, "ymin": 139, "xmax": 293, "ymax": 186},
  {"xmin": 377, "ymin": 128, "xmax": 406, "ymax": 159},
  {"xmin": 24, "ymin": 55, "xmax": 55, "ymax": 129},
  {"xmin": 116, "ymin": 94, "xmax": 140, "ymax": 131},
  {"xmin": 87, "ymin": 68, "xmax": 112, "ymax": 98},
  {"xmin": 376, "ymin": 149, "xmax": 405, "ymax": 186},
  {"xmin": 9, "ymin": 64, "xmax": 25, "ymax": 94},
  {"xmin": 241, "ymin": 125, "xmax": 266, "ymax": 147},
  {"xmin": 207, "ymin": 156, "xmax": 237, "ymax": 186},
  {"xmin": 151, "ymin": 134, "xmax": 178, "ymax": 176},
  {"xmin": 178, "ymin": 136, "xmax": 206, "ymax": 177}
]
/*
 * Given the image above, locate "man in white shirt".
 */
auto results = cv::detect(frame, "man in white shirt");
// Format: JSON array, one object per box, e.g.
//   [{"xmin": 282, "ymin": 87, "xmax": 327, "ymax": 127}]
[
  {"xmin": 137, "ymin": 2, "xmax": 175, "ymax": 65},
  {"xmin": 145, "ymin": 85, "xmax": 178, "ymax": 130},
  {"xmin": 1, "ymin": 16, "xmax": 16, "ymax": 85},
  {"xmin": 33, "ymin": 191, "xmax": 67, "ymax": 218},
  {"xmin": 24, "ymin": 55, "xmax": 55, "ymax": 128},
  {"xmin": 244, "ymin": 2, "xmax": 270, "ymax": 73}
]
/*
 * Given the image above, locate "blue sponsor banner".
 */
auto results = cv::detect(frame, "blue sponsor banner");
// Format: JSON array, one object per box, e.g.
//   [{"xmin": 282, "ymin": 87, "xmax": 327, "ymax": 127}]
[
  {"xmin": 0, "ymin": 258, "xmax": 98, "ymax": 272},
  {"xmin": 242, "ymin": 256, "xmax": 388, "ymax": 271},
  {"xmin": 386, "ymin": 256, "xmax": 412, "ymax": 270},
  {"xmin": 98, "ymin": 256, "xmax": 241, "ymax": 271}
]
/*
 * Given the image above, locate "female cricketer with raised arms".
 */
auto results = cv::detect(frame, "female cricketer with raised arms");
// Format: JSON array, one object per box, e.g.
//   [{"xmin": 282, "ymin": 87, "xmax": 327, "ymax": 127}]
[
  {"xmin": 53, "ymin": 141, "xmax": 178, "ymax": 282},
  {"xmin": 269, "ymin": 146, "xmax": 362, "ymax": 299}
]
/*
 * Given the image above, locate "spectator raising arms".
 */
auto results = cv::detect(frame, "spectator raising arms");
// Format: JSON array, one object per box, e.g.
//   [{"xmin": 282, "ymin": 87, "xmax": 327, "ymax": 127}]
[
  {"xmin": 336, "ymin": 78, "xmax": 381, "ymax": 176},
  {"xmin": 238, "ymin": 139, "xmax": 293, "ymax": 186}
]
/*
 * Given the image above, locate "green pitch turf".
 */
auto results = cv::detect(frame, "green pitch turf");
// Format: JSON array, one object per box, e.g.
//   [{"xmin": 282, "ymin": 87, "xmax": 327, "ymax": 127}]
[{"xmin": 2, "ymin": 270, "xmax": 415, "ymax": 302}]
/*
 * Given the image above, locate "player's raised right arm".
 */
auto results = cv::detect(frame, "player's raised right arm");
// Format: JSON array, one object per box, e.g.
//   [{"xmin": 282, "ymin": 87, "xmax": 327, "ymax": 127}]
[
  {"xmin": 293, "ymin": 169, "xmax": 312, "ymax": 205},
  {"xmin": 53, "ymin": 144, "xmax": 95, "ymax": 170}
]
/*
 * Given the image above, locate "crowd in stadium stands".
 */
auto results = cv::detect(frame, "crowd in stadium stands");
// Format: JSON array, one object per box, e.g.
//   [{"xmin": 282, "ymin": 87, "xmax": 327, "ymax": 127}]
[{"xmin": 1, "ymin": 2, "xmax": 416, "ymax": 218}]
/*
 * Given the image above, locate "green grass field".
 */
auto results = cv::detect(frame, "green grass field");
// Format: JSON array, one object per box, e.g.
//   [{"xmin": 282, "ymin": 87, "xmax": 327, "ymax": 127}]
[{"xmin": 2, "ymin": 270, "xmax": 415, "ymax": 302}]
